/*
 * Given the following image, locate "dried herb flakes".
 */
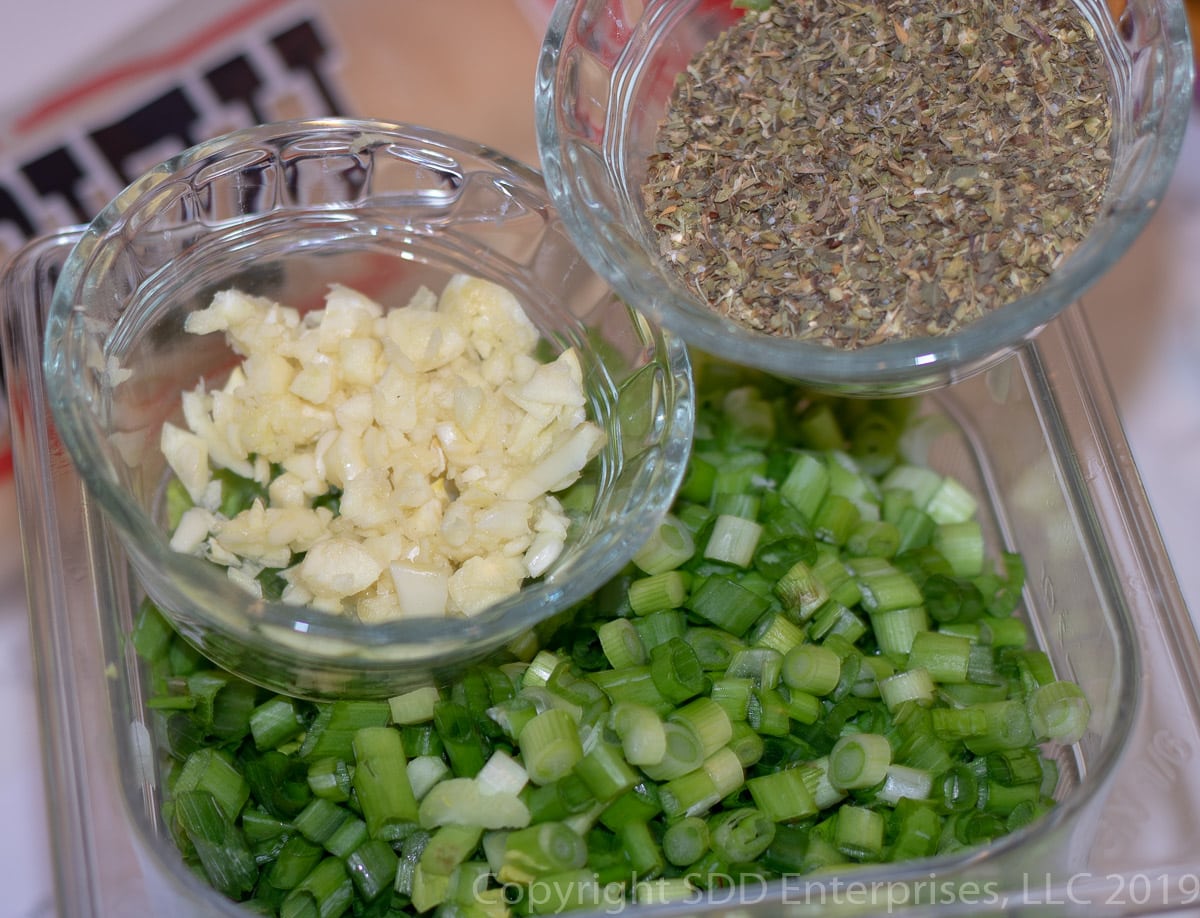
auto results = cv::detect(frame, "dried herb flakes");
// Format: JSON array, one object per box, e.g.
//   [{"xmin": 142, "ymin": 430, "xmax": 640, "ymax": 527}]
[{"xmin": 642, "ymin": 0, "xmax": 1112, "ymax": 348}]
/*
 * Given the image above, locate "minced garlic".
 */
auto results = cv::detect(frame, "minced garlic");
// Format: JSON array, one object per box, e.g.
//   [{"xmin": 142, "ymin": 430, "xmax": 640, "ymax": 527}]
[{"xmin": 161, "ymin": 275, "xmax": 605, "ymax": 620}]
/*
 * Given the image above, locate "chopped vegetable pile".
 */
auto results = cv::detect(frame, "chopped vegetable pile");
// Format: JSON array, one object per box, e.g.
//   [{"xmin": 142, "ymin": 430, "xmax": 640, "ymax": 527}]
[
  {"xmin": 161, "ymin": 276, "xmax": 604, "ymax": 620},
  {"xmin": 136, "ymin": 361, "xmax": 1090, "ymax": 917}
]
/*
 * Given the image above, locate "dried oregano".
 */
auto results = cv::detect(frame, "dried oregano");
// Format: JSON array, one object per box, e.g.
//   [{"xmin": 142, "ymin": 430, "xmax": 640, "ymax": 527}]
[{"xmin": 643, "ymin": 0, "xmax": 1112, "ymax": 348}]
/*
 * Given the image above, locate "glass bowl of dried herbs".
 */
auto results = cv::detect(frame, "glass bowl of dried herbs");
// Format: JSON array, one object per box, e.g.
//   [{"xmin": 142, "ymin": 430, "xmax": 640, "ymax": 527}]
[{"xmin": 535, "ymin": 0, "xmax": 1193, "ymax": 395}]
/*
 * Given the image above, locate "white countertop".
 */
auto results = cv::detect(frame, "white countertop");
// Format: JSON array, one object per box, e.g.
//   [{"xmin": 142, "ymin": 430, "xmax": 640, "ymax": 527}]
[{"xmin": 0, "ymin": 3, "xmax": 1196, "ymax": 916}]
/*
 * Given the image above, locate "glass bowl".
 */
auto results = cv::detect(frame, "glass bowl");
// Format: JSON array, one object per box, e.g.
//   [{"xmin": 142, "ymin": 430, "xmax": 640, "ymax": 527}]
[
  {"xmin": 535, "ymin": 0, "xmax": 1194, "ymax": 395},
  {"xmin": 42, "ymin": 118, "xmax": 694, "ymax": 700}
]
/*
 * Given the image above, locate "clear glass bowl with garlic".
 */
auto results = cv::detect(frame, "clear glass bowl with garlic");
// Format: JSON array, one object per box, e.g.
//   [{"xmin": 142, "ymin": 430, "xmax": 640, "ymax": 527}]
[{"xmin": 43, "ymin": 119, "xmax": 694, "ymax": 699}]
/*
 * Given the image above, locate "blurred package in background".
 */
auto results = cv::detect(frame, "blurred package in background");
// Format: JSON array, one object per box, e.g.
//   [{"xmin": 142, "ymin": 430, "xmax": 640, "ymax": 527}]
[
  {"xmin": 0, "ymin": 0, "xmax": 556, "ymax": 262},
  {"xmin": 0, "ymin": 0, "xmax": 556, "ymax": 586}
]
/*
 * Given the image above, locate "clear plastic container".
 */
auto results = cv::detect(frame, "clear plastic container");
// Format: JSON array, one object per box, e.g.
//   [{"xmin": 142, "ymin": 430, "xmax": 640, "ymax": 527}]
[{"xmin": 5, "ymin": 227, "xmax": 1200, "ymax": 916}]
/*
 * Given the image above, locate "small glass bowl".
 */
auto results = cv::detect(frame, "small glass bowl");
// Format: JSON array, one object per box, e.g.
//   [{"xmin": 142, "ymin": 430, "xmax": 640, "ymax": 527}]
[
  {"xmin": 42, "ymin": 118, "xmax": 694, "ymax": 699},
  {"xmin": 535, "ymin": 0, "xmax": 1193, "ymax": 395}
]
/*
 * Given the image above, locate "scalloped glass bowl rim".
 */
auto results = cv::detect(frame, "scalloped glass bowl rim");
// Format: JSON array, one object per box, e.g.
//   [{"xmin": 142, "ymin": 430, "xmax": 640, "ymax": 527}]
[{"xmin": 42, "ymin": 118, "xmax": 695, "ymax": 664}]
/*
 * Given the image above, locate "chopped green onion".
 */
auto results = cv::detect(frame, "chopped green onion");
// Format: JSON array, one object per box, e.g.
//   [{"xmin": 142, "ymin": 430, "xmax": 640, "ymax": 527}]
[
  {"xmin": 634, "ymin": 610, "xmax": 687, "ymax": 652},
  {"xmin": 619, "ymin": 819, "xmax": 665, "ymax": 880},
  {"xmin": 412, "ymin": 824, "xmax": 482, "ymax": 911},
  {"xmin": 728, "ymin": 722, "xmax": 765, "ymax": 768},
  {"xmin": 575, "ymin": 734, "xmax": 640, "ymax": 802},
  {"xmin": 881, "ymin": 465, "xmax": 943, "ymax": 511},
  {"xmin": 641, "ymin": 721, "xmax": 705, "ymax": 781},
  {"xmin": 746, "ymin": 766, "xmax": 818, "ymax": 822},
  {"xmin": 962, "ymin": 700, "xmax": 1034, "ymax": 755},
  {"xmin": 749, "ymin": 612, "xmax": 807, "ymax": 655},
  {"xmin": 725, "ymin": 647, "xmax": 783, "ymax": 689},
  {"xmin": 669, "ymin": 697, "xmax": 733, "ymax": 758},
  {"xmin": 812, "ymin": 494, "xmax": 861, "ymax": 545},
  {"xmin": 663, "ymin": 815, "xmax": 711, "ymax": 866},
  {"xmin": 933, "ymin": 520, "xmax": 985, "ymax": 577},
  {"xmin": 711, "ymin": 450, "xmax": 768, "ymax": 497},
  {"xmin": 714, "ymin": 491, "xmax": 761, "ymax": 520},
  {"xmin": 659, "ymin": 768, "xmax": 721, "ymax": 820},
  {"xmin": 781, "ymin": 644, "xmax": 842, "ymax": 696},
  {"xmin": 352, "ymin": 726, "xmax": 418, "ymax": 839},
  {"xmin": 709, "ymin": 807, "xmax": 777, "ymax": 863},
  {"xmin": 924, "ymin": 475, "xmax": 978, "ymax": 524},
  {"xmin": 523, "ymin": 651, "xmax": 563, "ymax": 687},
  {"xmin": 846, "ymin": 520, "xmax": 901, "ymax": 559},
  {"xmin": 811, "ymin": 551, "xmax": 863, "ymax": 607},
  {"xmin": 710, "ymin": 677, "xmax": 754, "ymax": 721},
  {"xmin": 908, "ymin": 631, "xmax": 972, "ymax": 684},
  {"xmin": 268, "ymin": 836, "xmax": 325, "ymax": 893},
  {"xmin": 890, "ymin": 800, "xmax": 941, "ymax": 861},
  {"xmin": 1028, "ymin": 681, "xmax": 1091, "ymax": 744},
  {"xmin": 609, "ymin": 702, "xmax": 667, "ymax": 766},
  {"xmin": 870, "ymin": 606, "xmax": 928, "ymax": 657},
  {"xmin": 679, "ymin": 455, "xmax": 718, "ymax": 503},
  {"xmin": 597, "ymin": 618, "xmax": 647, "ymax": 669},
  {"xmin": 784, "ymin": 688, "xmax": 822, "ymax": 724},
  {"xmin": 174, "ymin": 791, "xmax": 258, "ymax": 898},
  {"xmin": 174, "ymin": 748, "xmax": 249, "ymax": 822},
  {"xmin": 983, "ymin": 780, "xmax": 1042, "ymax": 816},
  {"xmin": 144, "ymin": 369, "xmax": 1094, "ymax": 915},
  {"xmin": 388, "ymin": 686, "xmax": 441, "ymax": 725},
  {"xmin": 809, "ymin": 601, "xmax": 868, "ymax": 644},
  {"xmin": 747, "ymin": 687, "xmax": 791, "ymax": 736},
  {"xmin": 598, "ymin": 782, "xmax": 661, "ymax": 832},
  {"xmin": 407, "ymin": 755, "xmax": 451, "ymax": 801},
  {"xmin": 981, "ymin": 615, "xmax": 1029, "ymax": 648},
  {"xmin": 628, "ymin": 571, "xmax": 690, "ymax": 616},
  {"xmin": 249, "ymin": 697, "xmax": 305, "ymax": 751},
  {"xmin": 954, "ymin": 811, "xmax": 1008, "ymax": 847},
  {"xmin": 633, "ymin": 514, "xmax": 695, "ymax": 575},
  {"xmin": 877, "ymin": 764, "xmax": 934, "ymax": 804},
  {"xmin": 634, "ymin": 876, "xmax": 700, "ymax": 905},
  {"xmin": 834, "ymin": 804, "xmax": 885, "ymax": 860},
  {"xmin": 344, "ymin": 839, "xmax": 398, "ymax": 903},
  {"xmin": 894, "ymin": 506, "xmax": 937, "ymax": 553},
  {"xmin": 650, "ymin": 637, "xmax": 709, "ymax": 705},
  {"xmin": 773, "ymin": 560, "xmax": 829, "ymax": 621},
  {"xmin": 520, "ymin": 709, "xmax": 584, "ymax": 786},
  {"xmin": 293, "ymin": 796, "xmax": 349, "ymax": 846},
  {"xmin": 986, "ymin": 748, "xmax": 1046, "ymax": 786},
  {"xmin": 879, "ymin": 668, "xmax": 936, "ymax": 710},
  {"xmin": 931, "ymin": 705, "xmax": 989, "ymax": 740},
  {"xmin": 685, "ymin": 627, "xmax": 746, "ymax": 672},
  {"xmin": 588, "ymin": 666, "xmax": 669, "ymax": 711},
  {"xmin": 324, "ymin": 815, "xmax": 368, "ymax": 859},
  {"xmin": 306, "ymin": 757, "xmax": 352, "ymax": 803},
  {"xmin": 393, "ymin": 830, "xmax": 431, "ymax": 899},
  {"xmin": 853, "ymin": 559, "xmax": 924, "ymax": 613},
  {"xmin": 486, "ymin": 696, "xmax": 540, "ymax": 743},
  {"xmin": 704, "ymin": 514, "xmax": 764, "ymax": 567},
  {"xmin": 688, "ymin": 575, "xmax": 771, "ymax": 637},
  {"xmin": 829, "ymin": 733, "xmax": 892, "ymax": 790},
  {"xmin": 279, "ymin": 856, "xmax": 353, "ymax": 918},
  {"xmin": 796, "ymin": 753, "xmax": 844, "ymax": 806},
  {"xmin": 298, "ymin": 701, "xmax": 391, "ymax": 763},
  {"xmin": 478, "ymin": 750, "xmax": 529, "ymax": 796},
  {"xmin": 722, "ymin": 386, "xmax": 777, "ymax": 447},
  {"xmin": 702, "ymin": 747, "xmax": 745, "ymax": 800},
  {"xmin": 499, "ymin": 822, "xmax": 588, "ymax": 884},
  {"xmin": 433, "ymin": 700, "xmax": 488, "ymax": 778}
]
